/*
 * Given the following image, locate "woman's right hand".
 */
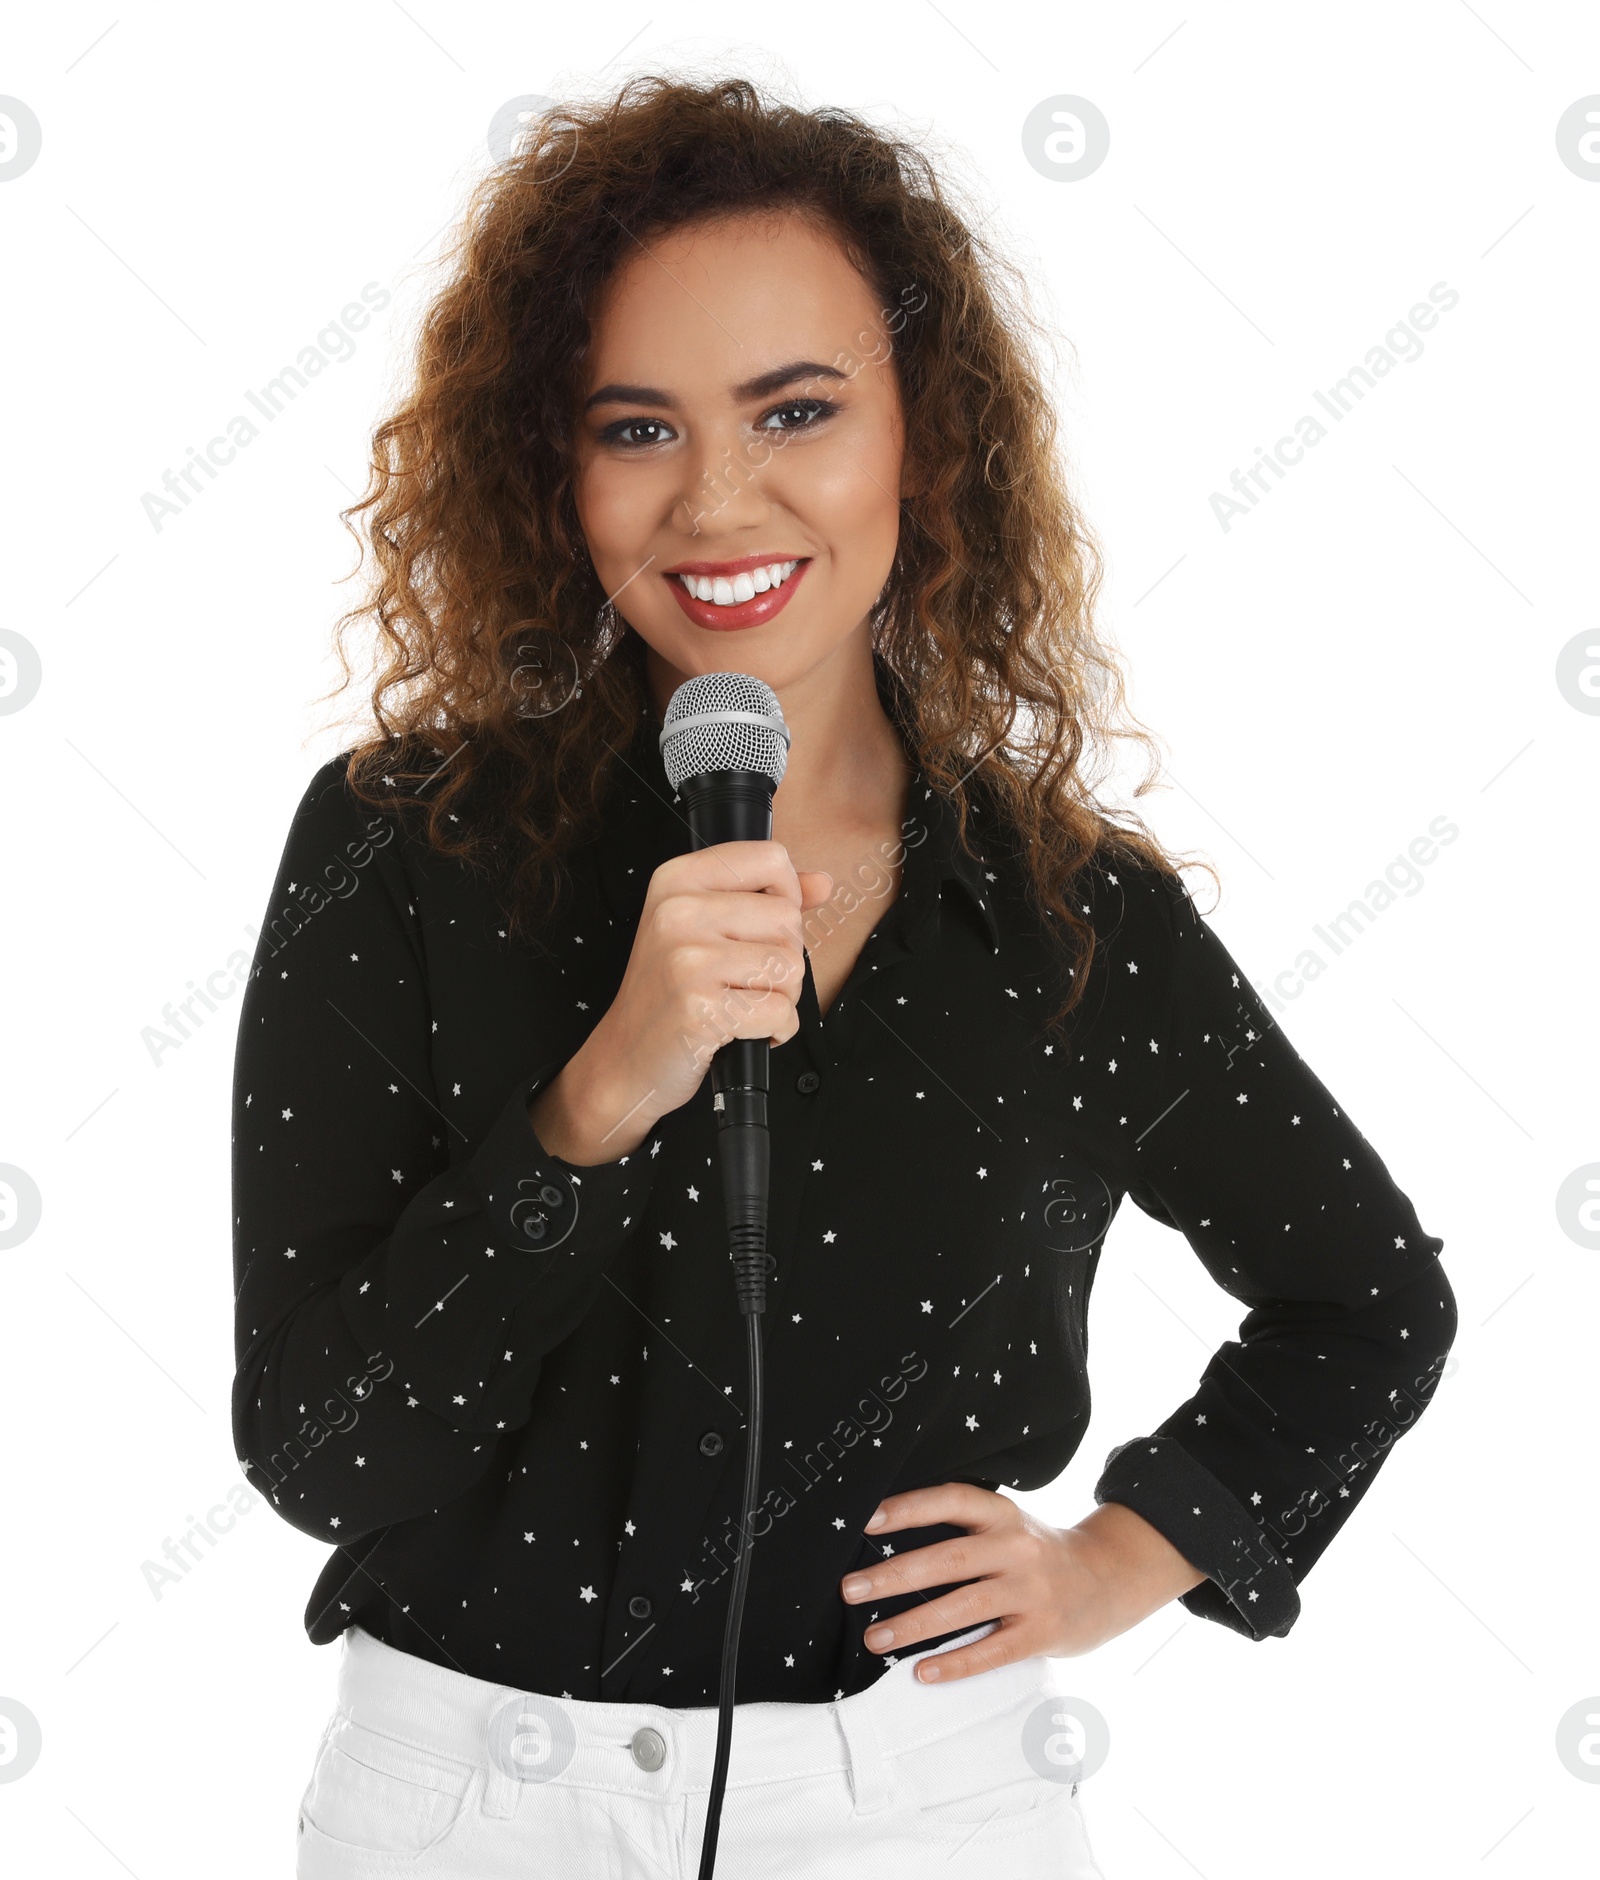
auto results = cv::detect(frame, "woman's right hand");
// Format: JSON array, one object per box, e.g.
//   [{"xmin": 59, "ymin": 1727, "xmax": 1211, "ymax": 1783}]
[{"xmin": 527, "ymin": 841, "xmax": 835, "ymax": 1166}]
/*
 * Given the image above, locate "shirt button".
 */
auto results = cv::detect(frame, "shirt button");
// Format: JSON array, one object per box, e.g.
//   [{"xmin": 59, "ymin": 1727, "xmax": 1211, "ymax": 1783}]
[
  {"xmin": 699, "ymin": 1431, "xmax": 724, "ymax": 1457},
  {"xmin": 630, "ymin": 1727, "xmax": 667, "ymax": 1772},
  {"xmin": 796, "ymin": 1071, "xmax": 821, "ymax": 1094},
  {"xmin": 628, "ymin": 1595, "xmax": 652, "ymax": 1619}
]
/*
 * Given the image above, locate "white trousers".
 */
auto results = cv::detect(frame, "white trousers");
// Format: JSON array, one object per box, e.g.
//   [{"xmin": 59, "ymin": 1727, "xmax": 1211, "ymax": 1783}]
[{"xmin": 295, "ymin": 1621, "xmax": 1107, "ymax": 1877}]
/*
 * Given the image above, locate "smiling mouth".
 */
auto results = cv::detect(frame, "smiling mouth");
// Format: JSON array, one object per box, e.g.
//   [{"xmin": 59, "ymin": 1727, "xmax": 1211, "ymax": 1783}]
[{"xmin": 670, "ymin": 558, "xmax": 805, "ymax": 607}]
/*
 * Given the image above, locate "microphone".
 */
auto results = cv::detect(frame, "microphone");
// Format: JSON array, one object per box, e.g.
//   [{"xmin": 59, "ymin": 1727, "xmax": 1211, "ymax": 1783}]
[
  {"xmin": 658, "ymin": 672, "xmax": 792, "ymax": 1316},
  {"xmin": 657, "ymin": 671, "xmax": 790, "ymax": 1880}
]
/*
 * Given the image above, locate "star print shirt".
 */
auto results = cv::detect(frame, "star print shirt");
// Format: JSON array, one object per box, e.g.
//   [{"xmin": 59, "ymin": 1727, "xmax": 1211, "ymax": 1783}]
[{"xmin": 230, "ymin": 714, "xmax": 1456, "ymax": 1704}]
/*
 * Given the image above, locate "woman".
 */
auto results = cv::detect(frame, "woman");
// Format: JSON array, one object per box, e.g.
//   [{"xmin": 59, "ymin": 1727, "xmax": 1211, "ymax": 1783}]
[{"xmin": 232, "ymin": 74, "xmax": 1457, "ymax": 1879}]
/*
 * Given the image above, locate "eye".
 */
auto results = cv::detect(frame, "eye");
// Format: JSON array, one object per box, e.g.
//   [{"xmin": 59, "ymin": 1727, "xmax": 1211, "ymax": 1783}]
[
  {"xmin": 598, "ymin": 416, "xmax": 674, "ymax": 449},
  {"xmin": 757, "ymin": 397, "xmax": 840, "ymax": 433}
]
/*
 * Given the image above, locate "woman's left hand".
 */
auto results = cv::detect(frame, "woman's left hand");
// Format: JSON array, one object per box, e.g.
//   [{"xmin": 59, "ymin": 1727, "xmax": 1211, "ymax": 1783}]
[{"xmin": 839, "ymin": 1482, "xmax": 1210, "ymax": 1684}]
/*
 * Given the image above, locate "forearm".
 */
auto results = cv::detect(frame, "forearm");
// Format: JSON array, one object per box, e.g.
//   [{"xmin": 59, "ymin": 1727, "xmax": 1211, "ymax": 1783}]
[
  {"xmin": 1092, "ymin": 1258, "xmax": 1458, "ymax": 1642},
  {"xmin": 233, "ymin": 1281, "xmax": 506, "ymax": 1541}
]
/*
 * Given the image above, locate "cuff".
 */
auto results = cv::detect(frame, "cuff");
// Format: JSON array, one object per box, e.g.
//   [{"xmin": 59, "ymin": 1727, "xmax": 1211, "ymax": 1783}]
[
  {"xmin": 1094, "ymin": 1434, "xmax": 1300, "ymax": 1641},
  {"xmin": 467, "ymin": 1057, "xmax": 651, "ymax": 1256}
]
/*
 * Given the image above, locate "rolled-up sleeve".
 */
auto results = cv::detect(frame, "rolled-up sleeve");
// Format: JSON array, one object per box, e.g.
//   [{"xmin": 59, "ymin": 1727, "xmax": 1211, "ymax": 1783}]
[{"xmin": 1094, "ymin": 869, "xmax": 1457, "ymax": 1640}]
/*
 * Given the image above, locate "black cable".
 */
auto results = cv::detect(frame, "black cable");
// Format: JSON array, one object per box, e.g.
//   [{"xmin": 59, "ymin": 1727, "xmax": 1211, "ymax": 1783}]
[
  {"xmin": 696, "ymin": 1303, "xmax": 763, "ymax": 1879},
  {"xmin": 695, "ymin": 1121, "xmax": 770, "ymax": 1879}
]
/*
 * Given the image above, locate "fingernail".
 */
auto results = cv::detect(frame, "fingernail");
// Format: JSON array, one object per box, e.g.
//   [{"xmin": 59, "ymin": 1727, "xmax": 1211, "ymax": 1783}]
[
  {"xmin": 920, "ymin": 1662, "xmax": 941, "ymax": 1681},
  {"xmin": 865, "ymin": 1508, "xmax": 886, "ymax": 1530},
  {"xmin": 865, "ymin": 1625, "xmax": 894, "ymax": 1648},
  {"xmin": 841, "ymin": 1576, "xmax": 870, "ymax": 1599}
]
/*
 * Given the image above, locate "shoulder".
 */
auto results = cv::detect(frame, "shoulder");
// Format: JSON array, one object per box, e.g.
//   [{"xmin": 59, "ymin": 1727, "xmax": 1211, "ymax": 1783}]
[
  {"xmin": 293, "ymin": 749, "xmax": 361, "ymax": 820},
  {"xmin": 266, "ymin": 748, "xmax": 440, "ymax": 932},
  {"xmin": 1072, "ymin": 840, "xmax": 1197, "ymax": 950},
  {"xmin": 1068, "ymin": 843, "xmax": 1233, "ymax": 1040},
  {"xmin": 286, "ymin": 743, "xmax": 436, "ymax": 854}
]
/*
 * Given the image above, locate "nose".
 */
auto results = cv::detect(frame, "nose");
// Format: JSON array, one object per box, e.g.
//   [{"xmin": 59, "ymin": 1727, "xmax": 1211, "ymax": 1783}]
[{"xmin": 676, "ymin": 424, "xmax": 777, "ymax": 539}]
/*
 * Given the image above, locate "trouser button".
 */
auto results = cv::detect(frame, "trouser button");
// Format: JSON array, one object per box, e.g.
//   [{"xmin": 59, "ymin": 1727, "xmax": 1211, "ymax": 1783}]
[{"xmin": 631, "ymin": 1726, "xmax": 667, "ymax": 1772}]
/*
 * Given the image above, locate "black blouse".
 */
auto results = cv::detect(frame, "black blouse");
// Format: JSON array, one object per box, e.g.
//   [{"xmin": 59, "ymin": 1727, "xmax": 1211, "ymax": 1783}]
[{"xmin": 231, "ymin": 713, "xmax": 1456, "ymax": 1706}]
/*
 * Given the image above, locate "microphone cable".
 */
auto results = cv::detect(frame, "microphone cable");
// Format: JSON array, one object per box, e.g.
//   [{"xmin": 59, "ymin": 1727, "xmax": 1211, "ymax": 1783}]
[{"xmin": 698, "ymin": 1069, "xmax": 769, "ymax": 1880}]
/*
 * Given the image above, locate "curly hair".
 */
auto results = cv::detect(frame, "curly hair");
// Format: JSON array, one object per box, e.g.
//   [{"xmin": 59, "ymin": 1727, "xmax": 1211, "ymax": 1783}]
[{"xmin": 321, "ymin": 69, "xmax": 1216, "ymax": 1039}]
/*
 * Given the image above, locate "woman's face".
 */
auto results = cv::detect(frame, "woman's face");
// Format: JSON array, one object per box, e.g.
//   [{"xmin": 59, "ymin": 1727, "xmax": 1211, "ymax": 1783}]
[{"xmin": 571, "ymin": 209, "xmax": 910, "ymax": 714}]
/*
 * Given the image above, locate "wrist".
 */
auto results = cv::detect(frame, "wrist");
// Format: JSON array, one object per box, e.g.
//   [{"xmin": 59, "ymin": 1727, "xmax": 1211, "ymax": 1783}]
[
  {"xmin": 528, "ymin": 1043, "xmax": 658, "ymax": 1166},
  {"xmin": 1073, "ymin": 1501, "xmax": 1209, "ymax": 1620}
]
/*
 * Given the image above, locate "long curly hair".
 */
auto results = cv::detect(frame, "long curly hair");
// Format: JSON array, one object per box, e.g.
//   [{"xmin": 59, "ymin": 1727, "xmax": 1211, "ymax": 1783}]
[{"xmin": 321, "ymin": 70, "xmax": 1215, "ymax": 1038}]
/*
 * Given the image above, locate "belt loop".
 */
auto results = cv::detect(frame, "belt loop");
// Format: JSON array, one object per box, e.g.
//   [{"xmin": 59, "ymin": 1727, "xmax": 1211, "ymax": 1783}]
[
  {"xmin": 834, "ymin": 1698, "xmax": 890, "ymax": 1815},
  {"xmin": 480, "ymin": 1761, "xmax": 521, "ymax": 1820}
]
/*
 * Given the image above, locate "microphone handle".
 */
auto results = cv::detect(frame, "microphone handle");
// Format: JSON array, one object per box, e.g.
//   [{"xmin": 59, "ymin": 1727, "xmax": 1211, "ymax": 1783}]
[{"xmin": 678, "ymin": 768, "xmax": 773, "ymax": 1314}]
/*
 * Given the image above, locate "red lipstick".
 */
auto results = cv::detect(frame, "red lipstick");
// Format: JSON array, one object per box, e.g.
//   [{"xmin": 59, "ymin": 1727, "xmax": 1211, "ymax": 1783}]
[{"xmin": 663, "ymin": 554, "xmax": 812, "ymax": 633}]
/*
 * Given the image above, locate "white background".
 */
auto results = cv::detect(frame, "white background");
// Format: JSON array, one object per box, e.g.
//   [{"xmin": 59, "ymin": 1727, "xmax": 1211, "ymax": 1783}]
[{"xmin": 2, "ymin": 3, "xmax": 1596, "ymax": 1874}]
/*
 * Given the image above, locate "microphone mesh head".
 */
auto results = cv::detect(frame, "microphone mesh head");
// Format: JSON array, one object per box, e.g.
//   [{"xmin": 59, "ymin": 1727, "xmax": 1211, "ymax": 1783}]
[{"xmin": 659, "ymin": 672, "xmax": 791, "ymax": 791}]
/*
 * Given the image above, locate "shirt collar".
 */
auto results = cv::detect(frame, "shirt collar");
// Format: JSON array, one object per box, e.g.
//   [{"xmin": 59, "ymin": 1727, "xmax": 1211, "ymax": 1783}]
[{"xmin": 590, "ymin": 715, "xmax": 1002, "ymax": 955}]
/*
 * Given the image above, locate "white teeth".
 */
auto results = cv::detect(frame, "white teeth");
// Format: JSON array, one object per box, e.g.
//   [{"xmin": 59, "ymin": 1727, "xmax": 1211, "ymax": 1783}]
[{"xmin": 677, "ymin": 560, "xmax": 800, "ymax": 605}]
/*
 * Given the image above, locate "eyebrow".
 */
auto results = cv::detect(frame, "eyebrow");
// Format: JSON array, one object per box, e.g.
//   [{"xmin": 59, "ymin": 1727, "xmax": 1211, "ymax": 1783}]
[{"xmin": 582, "ymin": 359, "xmax": 849, "ymax": 414}]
